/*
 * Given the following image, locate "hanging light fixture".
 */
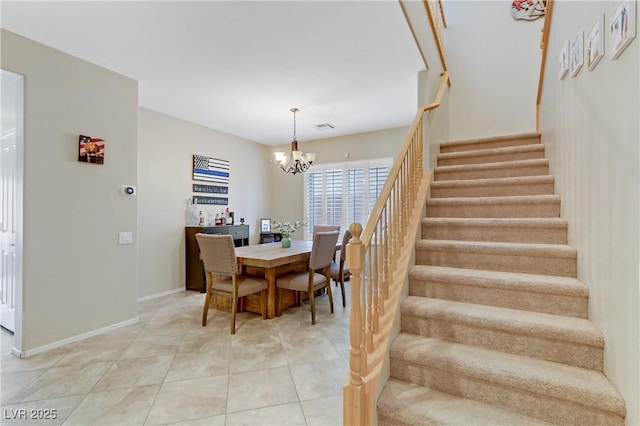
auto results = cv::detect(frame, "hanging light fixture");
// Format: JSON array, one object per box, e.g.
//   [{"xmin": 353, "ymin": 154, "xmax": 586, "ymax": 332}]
[{"xmin": 274, "ymin": 108, "xmax": 316, "ymax": 175}]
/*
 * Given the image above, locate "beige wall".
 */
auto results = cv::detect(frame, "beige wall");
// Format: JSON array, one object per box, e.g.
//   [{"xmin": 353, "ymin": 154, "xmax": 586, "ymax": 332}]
[
  {"xmin": 539, "ymin": 2, "xmax": 639, "ymax": 424},
  {"xmin": 137, "ymin": 108, "xmax": 272, "ymax": 297},
  {"xmin": 444, "ymin": 0, "xmax": 543, "ymax": 139},
  {"xmin": 1, "ymin": 30, "xmax": 139, "ymax": 352}
]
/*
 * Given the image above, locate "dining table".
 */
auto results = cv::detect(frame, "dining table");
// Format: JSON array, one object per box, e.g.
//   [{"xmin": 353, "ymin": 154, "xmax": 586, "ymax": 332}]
[{"xmin": 233, "ymin": 239, "xmax": 332, "ymax": 318}]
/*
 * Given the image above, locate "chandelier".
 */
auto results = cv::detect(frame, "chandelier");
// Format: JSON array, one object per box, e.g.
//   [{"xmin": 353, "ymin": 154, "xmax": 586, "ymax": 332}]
[{"xmin": 274, "ymin": 108, "xmax": 316, "ymax": 175}]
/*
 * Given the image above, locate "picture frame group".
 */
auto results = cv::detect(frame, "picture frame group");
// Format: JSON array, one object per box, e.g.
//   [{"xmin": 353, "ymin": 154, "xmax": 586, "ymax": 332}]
[{"xmin": 558, "ymin": 0, "xmax": 636, "ymax": 79}]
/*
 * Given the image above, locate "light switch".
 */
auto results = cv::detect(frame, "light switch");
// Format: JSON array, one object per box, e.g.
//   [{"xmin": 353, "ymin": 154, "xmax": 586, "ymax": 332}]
[{"xmin": 119, "ymin": 232, "xmax": 133, "ymax": 245}]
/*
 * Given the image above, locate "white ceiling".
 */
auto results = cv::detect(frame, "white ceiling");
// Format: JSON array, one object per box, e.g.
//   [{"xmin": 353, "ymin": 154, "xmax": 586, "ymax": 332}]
[{"xmin": 1, "ymin": 1, "xmax": 425, "ymax": 146}]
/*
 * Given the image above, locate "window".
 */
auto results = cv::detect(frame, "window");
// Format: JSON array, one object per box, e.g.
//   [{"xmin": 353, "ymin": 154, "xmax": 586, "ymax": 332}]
[{"xmin": 303, "ymin": 158, "xmax": 392, "ymax": 239}]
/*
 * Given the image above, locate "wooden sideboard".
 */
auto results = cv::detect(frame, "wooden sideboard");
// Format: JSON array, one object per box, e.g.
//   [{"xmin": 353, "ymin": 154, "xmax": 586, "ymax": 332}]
[{"xmin": 185, "ymin": 225, "xmax": 249, "ymax": 292}]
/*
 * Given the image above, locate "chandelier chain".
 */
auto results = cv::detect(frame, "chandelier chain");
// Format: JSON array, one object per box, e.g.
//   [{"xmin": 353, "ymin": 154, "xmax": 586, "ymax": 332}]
[{"xmin": 291, "ymin": 107, "xmax": 298, "ymax": 141}]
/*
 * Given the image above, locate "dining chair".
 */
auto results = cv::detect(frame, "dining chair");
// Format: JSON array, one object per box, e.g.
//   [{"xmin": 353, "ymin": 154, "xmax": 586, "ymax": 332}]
[
  {"xmin": 313, "ymin": 224, "xmax": 340, "ymax": 235},
  {"xmin": 313, "ymin": 225, "xmax": 340, "ymax": 262},
  {"xmin": 275, "ymin": 230, "xmax": 340, "ymax": 325},
  {"xmin": 195, "ymin": 233, "xmax": 267, "ymax": 334},
  {"xmin": 330, "ymin": 229, "xmax": 352, "ymax": 307}
]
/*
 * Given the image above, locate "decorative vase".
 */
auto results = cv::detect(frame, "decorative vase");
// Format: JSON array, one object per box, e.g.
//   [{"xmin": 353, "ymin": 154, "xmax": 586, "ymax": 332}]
[{"xmin": 281, "ymin": 236, "xmax": 291, "ymax": 248}]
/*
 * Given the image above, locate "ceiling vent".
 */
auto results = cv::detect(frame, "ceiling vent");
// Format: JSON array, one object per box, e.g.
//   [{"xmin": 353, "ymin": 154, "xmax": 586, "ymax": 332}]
[{"xmin": 314, "ymin": 123, "xmax": 336, "ymax": 131}]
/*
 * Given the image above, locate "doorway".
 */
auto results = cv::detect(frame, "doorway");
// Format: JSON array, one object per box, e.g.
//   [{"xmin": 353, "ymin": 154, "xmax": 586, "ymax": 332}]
[{"xmin": 1, "ymin": 69, "xmax": 24, "ymax": 352}]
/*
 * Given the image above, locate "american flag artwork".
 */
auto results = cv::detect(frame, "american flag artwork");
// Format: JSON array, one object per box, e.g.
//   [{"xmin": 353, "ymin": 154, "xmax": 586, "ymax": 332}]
[
  {"xmin": 78, "ymin": 135, "xmax": 105, "ymax": 164},
  {"xmin": 193, "ymin": 154, "xmax": 230, "ymax": 185}
]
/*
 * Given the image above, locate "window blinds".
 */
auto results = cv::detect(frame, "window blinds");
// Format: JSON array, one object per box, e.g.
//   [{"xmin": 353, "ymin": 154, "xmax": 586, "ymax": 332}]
[{"xmin": 303, "ymin": 158, "xmax": 392, "ymax": 239}]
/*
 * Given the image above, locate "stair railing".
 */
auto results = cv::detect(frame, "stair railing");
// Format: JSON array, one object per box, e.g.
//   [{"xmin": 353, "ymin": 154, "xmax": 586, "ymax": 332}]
[
  {"xmin": 536, "ymin": 0, "xmax": 554, "ymax": 131},
  {"xmin": 343, "ymin": 71, "xmax": 450, "ymax": 426},
  {"xmin": 423, "ymin": 0, "xmax": 450, "ymax": 81}
]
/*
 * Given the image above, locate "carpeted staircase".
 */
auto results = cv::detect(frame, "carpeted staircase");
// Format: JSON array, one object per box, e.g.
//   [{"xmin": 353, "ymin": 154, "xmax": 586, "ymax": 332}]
[{"xmin": 377, "ymin": 133, "xmax": 626, "ymax": 425}]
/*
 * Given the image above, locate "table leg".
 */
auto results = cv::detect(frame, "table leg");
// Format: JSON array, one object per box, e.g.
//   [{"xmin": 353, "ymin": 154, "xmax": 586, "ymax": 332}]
[{"xmin": 265, "ymin": 268, "xmax": 277, "ymax": 319}]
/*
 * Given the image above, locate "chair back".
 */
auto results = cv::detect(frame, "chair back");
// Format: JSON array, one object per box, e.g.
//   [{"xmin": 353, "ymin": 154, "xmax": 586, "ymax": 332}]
[
  {"xmin": 339, "ymin": 229, "xmax": 352, "ymax": 262},
  {"xmin": 313, "ymin": 225, "xmax": 340, "ymax": 235},
  {"xmin": 309, "ymin": 231, "xmax": 339, "ymax": 270},
  {"xmin": 195, "ymin": 233, "xmax": 237, "ymax": 276}
]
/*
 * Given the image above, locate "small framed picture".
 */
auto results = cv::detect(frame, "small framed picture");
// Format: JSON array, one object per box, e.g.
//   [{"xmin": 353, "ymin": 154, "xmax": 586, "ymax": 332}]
[
  {"xmin": 260, "ymin": 218, "xmax": 271, "ymax": 233},
  {"xmin": 78, "ymin": 135, "xmax": 105, "ymax": 164},
  {"xmin": 587, "ymin": 14, "xmax": 605, "ymax": 71},
  {"xmin": 558, "ymin": 41, "xmax": 569, "ymax": 79},
  {"xmin": 570, "ymin": 31, "xmax": 584, "ymax": 77},
  {"xmin": 609, "ymin": 0, "xmax": 637, "ymax": 60}
]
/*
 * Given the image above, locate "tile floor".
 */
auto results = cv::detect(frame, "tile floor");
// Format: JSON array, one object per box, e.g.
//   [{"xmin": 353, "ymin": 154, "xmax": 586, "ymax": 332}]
[{"xmin": 1, "ymin": 288, "xmax": 350, "ymax": 425}]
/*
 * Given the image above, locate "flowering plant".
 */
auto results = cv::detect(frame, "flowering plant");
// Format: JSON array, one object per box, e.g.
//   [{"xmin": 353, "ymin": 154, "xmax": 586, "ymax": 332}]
[{"xmin": 271, "ymin": 221, "xmax": 304, "ymax": 238}]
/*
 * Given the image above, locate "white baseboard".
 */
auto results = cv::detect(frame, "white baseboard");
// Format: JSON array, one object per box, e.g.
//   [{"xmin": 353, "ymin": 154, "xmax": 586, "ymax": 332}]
[
  {"xmin": 137, "ymin": 287, "xmax": 184, "ymax": 303},
  {"xmin": 18, "ymin": 317, "xmax": 140, "ymax": 358}
]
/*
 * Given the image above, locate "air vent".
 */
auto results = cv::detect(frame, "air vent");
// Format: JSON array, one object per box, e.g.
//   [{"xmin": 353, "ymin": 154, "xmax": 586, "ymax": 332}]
[{"xmin": 314, "ymin": 123, "xmax": 336, "ymax": 131}]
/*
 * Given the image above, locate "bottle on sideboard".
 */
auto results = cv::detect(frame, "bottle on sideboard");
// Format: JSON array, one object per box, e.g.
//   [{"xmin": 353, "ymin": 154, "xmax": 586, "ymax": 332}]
[
  {"xmin": 198, "ymin": 211, "xmax": 204, "ymax": 226},
  {"xmin": 226, "ymin": 207, "xmax": 233, "ymax": 225}
]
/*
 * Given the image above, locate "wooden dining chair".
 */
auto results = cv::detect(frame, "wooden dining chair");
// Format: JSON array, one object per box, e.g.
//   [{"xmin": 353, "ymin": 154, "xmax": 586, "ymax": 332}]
[
  {"xmin": 195, "ymin": 233, "xmax": 267, "ymax": 334},
  {"xmin": 275, "ymin": 230, "xmax": 340, "ymax": 324},
  {"xmin": 330, "ymin": 229, "xmax": 352, "ymax": 307}
]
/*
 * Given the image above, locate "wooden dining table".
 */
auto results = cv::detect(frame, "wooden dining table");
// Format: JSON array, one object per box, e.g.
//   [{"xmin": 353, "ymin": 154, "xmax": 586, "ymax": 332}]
[{"xmin": 233, "ymin": 240, "xmax": 327, "ymax": 318}]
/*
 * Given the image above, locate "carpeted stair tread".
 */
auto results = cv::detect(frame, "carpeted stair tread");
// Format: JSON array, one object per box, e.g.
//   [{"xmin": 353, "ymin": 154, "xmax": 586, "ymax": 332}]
[
  {"xmin": 434, "ymin": 158, "xmax": 550, "ymax": 181},
  {"xmin": 378, "ymin": 379, "xmax": 553, "ymax": 426},
  {"xmin": 437, "ymin": 145, "xmax": 545, "ymax": 168},
  {"xmin": 438, "ymin": 144, "xmax": 544, "ymax": 160},
  {"xmin": 431, "ymin": 175, "xmax": 555, "ymax": 198},
  {"xmin": 408, "ymin": 265, "xmax": 588, "ymax": 318},
  {"xmin": 422, "ymin": 217, "xmax": 568, "ymax": 244},
  {"xmin": 415, "ymin": 239, "xmax": 577, "ymax": 277},
  {"xmin": 415, "ymin": 239, "xmax": 577, "ymax": 259},
  {"xmin": 390, "ymin": 334, "xmax": 626, "ymax": 416},
  {"xmin": 426, "ymin": 194, "xmax": 560, "ymax": 206},
  {"xmin": 425, "ymin": 195, "xmax": 561, "ymax": 218},
  {"xmin": 439, "ymin": 132, "xmax": 541, "ymax": 153},
  {"xmin": 409, "ymin": 265, "xmax": 587, "ymax": 297},
  {"xmin": 431, "ymin": 174, "xmax": 554, "ymax": 189},
  {"xmin": 401, "ymin": 297, "xmax": 602, "ymax": 346},
  {"xmin": 422, "ymin": 217, "xmax": 568, "ymax": 229}
]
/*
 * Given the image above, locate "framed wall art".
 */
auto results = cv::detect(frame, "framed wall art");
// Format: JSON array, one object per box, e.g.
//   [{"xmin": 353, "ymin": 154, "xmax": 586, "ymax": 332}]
[
  {"xmin": 78, "ymin": 135, "xmax": 105, "ymax": 164},
  {"xmin": 193, "ymin": 184, "xmax": 228, "ymax": 194},
  {"xmin": 193, "ymin": 154, "xmax": 230, "ymax": 185},
  {"xmin": 558, "ymin": 41, "xmax": 569, "ymax": 79},
  {"xmin": 609, "ymin": 0, "xmax": 637, "ymax": 60},
  {"xmin": 587, "ymin": 14, "xmax": 605, "ymax": 71},
  {"xmin": 193, "ymin": 196, "xmax": 228, "ymax": 206},
  {"xmin": 570, "ymin": 31, "xmax": 584, "ymax": 77}
]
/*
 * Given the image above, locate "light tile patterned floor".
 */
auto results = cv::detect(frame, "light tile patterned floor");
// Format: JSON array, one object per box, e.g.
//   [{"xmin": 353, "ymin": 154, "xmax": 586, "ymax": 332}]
[{"xmin": 0, "ymin": 288, "xmax": 350, "ymax": 425}]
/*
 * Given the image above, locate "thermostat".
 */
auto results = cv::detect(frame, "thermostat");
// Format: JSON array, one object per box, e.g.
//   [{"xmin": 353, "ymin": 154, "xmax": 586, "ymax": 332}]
[{"xmin": 121, "ymin": 185, "xmax": 137, "ymax": 196}]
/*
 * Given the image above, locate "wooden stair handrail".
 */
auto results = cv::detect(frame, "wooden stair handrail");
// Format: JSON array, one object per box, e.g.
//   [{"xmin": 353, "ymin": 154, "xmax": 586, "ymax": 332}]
[
  {"xmin": 536, "ymin": 0, "xmax": 554, "ymax": 131},
  {"xmin": 423, "ymin": 0, "xmax": 451, "ymax": 86}
]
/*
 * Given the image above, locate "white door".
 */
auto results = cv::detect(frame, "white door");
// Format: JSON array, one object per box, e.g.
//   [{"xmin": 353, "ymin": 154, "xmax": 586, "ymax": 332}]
[{"xmin": 1, "ymin": 70, "xmax": 24, "ymax": 333}]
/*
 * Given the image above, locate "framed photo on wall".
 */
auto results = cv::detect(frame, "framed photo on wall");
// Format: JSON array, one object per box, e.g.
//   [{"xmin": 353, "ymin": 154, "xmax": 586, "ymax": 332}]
[
  {"xmin": 609, "ymin": 0, "xmax": 637, "ymax": 60},
  {"xmin": 260, "ymin": 218, "xmax": 271, "ymax": 233},
  {"xmin": 587, "ymin": 14, "xmax": 605, "ymax": 71},
  {"xmin": 558, "ymin": 41, "xmax": 569, "ymax": 79},
  {"xmin": 570, "ymin": 31, "xmax": 584, "ymax": 77},
  {"xmin": 78, "ymin": 135, "xmax": 105, "ymax": 164}
]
